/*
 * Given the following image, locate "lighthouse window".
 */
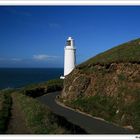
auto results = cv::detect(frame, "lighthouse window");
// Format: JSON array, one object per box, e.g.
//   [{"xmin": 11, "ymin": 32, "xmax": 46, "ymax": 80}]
[{"xmin": 66, "ymin": 40, "xmax": 71, "ymax": 46}]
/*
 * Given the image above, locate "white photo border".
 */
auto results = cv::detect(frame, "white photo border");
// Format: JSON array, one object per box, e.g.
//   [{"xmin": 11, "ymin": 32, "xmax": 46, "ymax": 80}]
[{"xmin": 0, "ymin": 1, "xmax": 140, "ymax": 140}]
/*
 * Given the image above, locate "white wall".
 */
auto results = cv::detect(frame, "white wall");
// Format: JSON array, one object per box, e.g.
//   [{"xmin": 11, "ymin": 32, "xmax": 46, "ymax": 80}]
[{"xmin": 64, "ymin": 47, "xmax": 76, "ymax": 76}]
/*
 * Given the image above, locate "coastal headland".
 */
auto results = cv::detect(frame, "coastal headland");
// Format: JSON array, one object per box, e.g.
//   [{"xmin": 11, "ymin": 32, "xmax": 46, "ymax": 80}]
[{"xmin": 0, "ymin": 38, "xmax": 140, "ymax": 134}]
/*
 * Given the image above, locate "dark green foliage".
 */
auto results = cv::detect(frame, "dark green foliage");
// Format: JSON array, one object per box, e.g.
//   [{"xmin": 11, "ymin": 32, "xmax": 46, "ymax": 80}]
[
  {"xmin": 78, "ymin": 38, "xmax": 140, "ymax": 69},
  {"xmin": 0, "ymin": 91, "xmax": 12, "ymax": 133},
  {"xmin": 15, "ymin": 92, "xmax": 65, "ymax": 133},
  {"xmin": 132, "ymin": 101, "xmax": 140, "ymax": 132},
  {"xmin": 46, "ymin": 79, "xmax": 63, "ymax": 93},
  {"xmin": 48, "ymin": 113, "xmax": 87, "ymax": 134},
  {"xmin": 22, "ymin": 79, "xmax": 63, "ymax": 98},
  {"xmin": 24, "ymin": 88, "xmax": 45, "ymax": 98}
]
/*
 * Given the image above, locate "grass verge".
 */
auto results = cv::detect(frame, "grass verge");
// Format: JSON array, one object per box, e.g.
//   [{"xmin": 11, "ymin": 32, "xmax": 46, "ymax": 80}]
[
  {"xmin": 14, "ymin": 92, "xmax": 67, "ymax": 134},
  {"xmin": 0, "ymin": 89, "xmax": 12, "ymax": 133},
  {"xmin": 65, "ymin": 93, "xmax": 140, "ymax": 133}
]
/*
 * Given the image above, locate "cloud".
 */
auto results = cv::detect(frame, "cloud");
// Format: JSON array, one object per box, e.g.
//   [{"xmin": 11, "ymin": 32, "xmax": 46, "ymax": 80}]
[
  {"xmin": 11, "ymin": 58, "xmax": 22, "ymax": 62},
  {"xmin": 33, "ymin": 54, "xmax": 58, "ymax": 61}
]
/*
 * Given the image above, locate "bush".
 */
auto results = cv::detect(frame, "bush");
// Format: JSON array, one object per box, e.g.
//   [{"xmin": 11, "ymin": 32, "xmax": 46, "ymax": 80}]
[
  {"xmin": 22, "ymin": 79, "xmax": 63, "ymax": 98},
  {"xmin": 0, "ymin": 90, "xmax": 12, "ymax": 133},
  {"xmin": 46, "ymin": 79, "xmax": 63, "ymax": 92}
]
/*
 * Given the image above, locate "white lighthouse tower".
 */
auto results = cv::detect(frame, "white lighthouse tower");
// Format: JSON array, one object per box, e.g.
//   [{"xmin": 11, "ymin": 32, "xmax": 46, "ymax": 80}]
[{"xmin": 60, "ymin": 37, "xmax": 76, "ymax": 79}]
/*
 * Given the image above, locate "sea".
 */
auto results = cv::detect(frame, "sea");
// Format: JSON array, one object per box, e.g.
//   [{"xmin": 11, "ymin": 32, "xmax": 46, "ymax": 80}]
[{"xmin": 0, "ymin": 68, "xmax": 63, "ymax": 90}]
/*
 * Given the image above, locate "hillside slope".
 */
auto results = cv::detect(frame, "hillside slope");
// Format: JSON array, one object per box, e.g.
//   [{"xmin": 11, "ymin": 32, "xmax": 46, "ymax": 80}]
[
  {"xmin": 61, "ymin": 38, "xmax": 140, "ymax": 133},
  {"xmin": 79, "ymin": 38, "xmax": 140, "ymax": 68}
]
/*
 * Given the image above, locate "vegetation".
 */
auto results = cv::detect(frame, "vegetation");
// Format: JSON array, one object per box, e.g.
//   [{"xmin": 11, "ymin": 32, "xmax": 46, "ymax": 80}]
[
  {"xmin": 0, "ymin": 78, "xmax": 85, "ymax": 134},
  {"xmin": 65, "ymin": 95, "xmax": 116, "ymax": 121},
  {"xmin": 45, "ymin": 78, "xmax": 63, "ymax": 92},
  {"xmin": 0, "ymin": 78, "xmax": 82, "ymax": 134},
  {"xmin": 61, "ymin": 38, "xmax": 140, "ymax": 133},
  {"xmin": 64, "ymin": 83, "xmax": 140, "ymax": 133},
  {"xmin": 0, "ymin": 89, "xmax": 12, "ymax": 133},
  {"xmin": 78, "ymin": 38, "xmax": 140, "ymax": 69},
  {"xmin": 13, "ymin": 92, "xmax": 67, "ymax": 134},
  {"xmin": 22, "ymin": 78, "xmax": 63, "ymax": 97}
]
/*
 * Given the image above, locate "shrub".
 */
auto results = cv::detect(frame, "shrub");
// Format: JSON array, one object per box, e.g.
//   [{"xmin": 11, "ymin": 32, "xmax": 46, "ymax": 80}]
[
  {"xmin": 22, "ymin": 79, "xmax": 63, "ymax": 98},
  {"xmin": 0, "ymin": 90, "xmax": 12, "ymax": 133}
]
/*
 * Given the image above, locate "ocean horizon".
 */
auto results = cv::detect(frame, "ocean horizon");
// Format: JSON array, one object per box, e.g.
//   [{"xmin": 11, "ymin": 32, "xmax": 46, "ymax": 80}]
[{"xmin": 0, "ymin": 68, "xmax": 63, "ymax": 90}]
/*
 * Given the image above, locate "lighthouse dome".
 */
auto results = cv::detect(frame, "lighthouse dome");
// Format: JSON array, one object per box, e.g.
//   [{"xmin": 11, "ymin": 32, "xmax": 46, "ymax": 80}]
[{"xmin": 68, "ymin": 37, "xmax": 72, "ymax": 40}]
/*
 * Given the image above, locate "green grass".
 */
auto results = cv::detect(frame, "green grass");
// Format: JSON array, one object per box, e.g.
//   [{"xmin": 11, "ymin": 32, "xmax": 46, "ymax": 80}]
[
  {"xmin": 22, "ymin": 78, "xmax": 63, "ymax": 97},
  {"xmin": 0, "ymin": 90, "xmax": 12, "ymax": 133},
  {"xmin": 14, "ymin": 92, "xmax": 69, "ymax": 134},
  {"xmin": 24, "ymin": 78, "xmax": 63, "ymax": 90},
  {"xmin": 66, "ymin": 86, "xmax": 140, "ymax": 132},
  {"xmin": 66, "ymin": 95, "xmax": 117, "ymax": 122},
  {"xmin": 78, "ymin": 38, "xmax": 140, "ymax": 69}
]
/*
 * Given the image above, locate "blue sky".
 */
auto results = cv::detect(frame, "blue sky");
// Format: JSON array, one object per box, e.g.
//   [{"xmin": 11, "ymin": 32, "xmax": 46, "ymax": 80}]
[{"xmin": 0, "ymin": 6, "xmax": 140, "ymax": 68}]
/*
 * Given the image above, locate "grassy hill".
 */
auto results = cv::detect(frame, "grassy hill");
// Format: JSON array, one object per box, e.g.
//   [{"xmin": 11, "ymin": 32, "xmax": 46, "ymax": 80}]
[
  {"xmin": 78, "ymin": 38, "xmax": 140, "ymax": 69},
  {"xmin": 61, "ymin": 38, "xmax": 140, "ymax": 133}
]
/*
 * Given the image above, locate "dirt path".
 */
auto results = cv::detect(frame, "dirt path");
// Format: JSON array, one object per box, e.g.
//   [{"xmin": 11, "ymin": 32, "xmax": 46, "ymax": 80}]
[{"xmin": 6, "ymin": 93, "xmax": 31, "ymax": 134}]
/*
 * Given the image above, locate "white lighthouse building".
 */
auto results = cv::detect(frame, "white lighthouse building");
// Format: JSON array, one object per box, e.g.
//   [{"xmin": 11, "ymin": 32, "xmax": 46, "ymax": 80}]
[{"xmin": 60, "ymin": 37, "xmax": 76, "ymax": 79}]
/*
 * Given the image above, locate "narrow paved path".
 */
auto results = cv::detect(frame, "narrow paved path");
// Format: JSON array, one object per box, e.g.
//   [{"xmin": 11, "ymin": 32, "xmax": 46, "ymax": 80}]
[
  {"xmin": 6, "ymin": 93, "xmax": 31, "ymax": 134},
  {"xmin": 37, "ymin": 92, "xmax": 133, "ymax": 134}
]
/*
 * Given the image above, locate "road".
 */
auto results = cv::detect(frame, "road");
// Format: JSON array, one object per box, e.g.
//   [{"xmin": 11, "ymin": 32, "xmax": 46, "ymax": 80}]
[{"xmin": 37, "ymin": 92, "xmax": 133, "ymax": 134}]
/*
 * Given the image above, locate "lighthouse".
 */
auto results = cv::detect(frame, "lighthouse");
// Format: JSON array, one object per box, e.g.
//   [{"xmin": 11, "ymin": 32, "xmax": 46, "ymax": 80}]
[{"xmin": 60, "ymin": 37, "xmax": 76, "ymax": 79}]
